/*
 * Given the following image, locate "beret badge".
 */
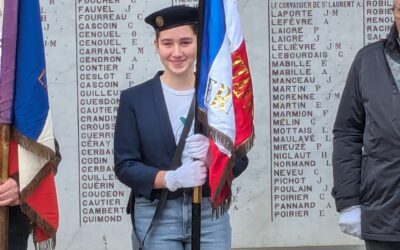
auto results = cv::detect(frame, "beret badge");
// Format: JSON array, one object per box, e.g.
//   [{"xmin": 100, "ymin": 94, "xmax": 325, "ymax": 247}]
[{"xmin": 155, "ymin": 16, "xmax": 164, "ymax": 28}]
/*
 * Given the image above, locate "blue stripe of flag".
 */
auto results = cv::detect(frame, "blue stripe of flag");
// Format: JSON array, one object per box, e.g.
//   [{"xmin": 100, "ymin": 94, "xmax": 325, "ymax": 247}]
[
  {"xmin": 197, "ymin": 0, "xmax": 226, "ymax": 110},
  {"xmin": 14, "ymin": 0, "xmax": 49, "ymax": 140}
]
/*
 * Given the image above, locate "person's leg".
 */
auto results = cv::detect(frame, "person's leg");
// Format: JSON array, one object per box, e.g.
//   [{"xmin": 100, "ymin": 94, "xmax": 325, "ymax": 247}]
[
  {"xmin": 134, "ymin": 196, "xmax": 185, "ymax": 250},
  {"xmin": 199, "ymin": 198, "xmax": 231, "ymax": 250},
  {"xmin": 8, "ymin": 206, "xmax": 31, "ymax": 250},
  {"xmin": 365, "ymin": 240, "xmax": 400, "ymax": 250},
  {"xmin": 131, "ymin": 228, "xmax": 141, "ymax": 250},
  {"xmin": 184, "ymin": 197, "xmax": 231, "ymax": 250}
]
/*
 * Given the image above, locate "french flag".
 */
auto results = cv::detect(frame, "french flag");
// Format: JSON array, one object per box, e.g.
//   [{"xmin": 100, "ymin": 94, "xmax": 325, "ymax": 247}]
[
  {"xmin": 197, "ymin": 0, "xmax": 254, "ymax": 209},
  {"xmin": 0, "ymin": 0, "xmax": 59, "ymax": 248}
]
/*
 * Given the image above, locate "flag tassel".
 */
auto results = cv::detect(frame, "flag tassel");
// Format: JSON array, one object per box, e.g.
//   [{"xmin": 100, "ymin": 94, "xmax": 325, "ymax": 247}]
[
  {"xmin": 235, "ymin": 132, "xmax": 255, "ymax": 158},
  {"xmin": 12, "ymin": 129, "xmax": 58, "ymax": 165},
  {"xmin": 212, "ymin": 197, "xmax": 231, "ymax": 219},
  {"xmin": 34, "ymin": 237, "xmax": 56, "ymax": 250}
]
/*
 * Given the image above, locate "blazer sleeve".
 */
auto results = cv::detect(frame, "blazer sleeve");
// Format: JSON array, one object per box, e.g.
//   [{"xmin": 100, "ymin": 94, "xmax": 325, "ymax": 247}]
[
  {"xmin": 114, "ymin": 90, "xmax": 159, "ymax": 198},
  {"xmin": 232, "ymin": 155, "xmax": 249, "ymax": 178},
  {"xmin": 331, "ymin": 55, "xmax": 365, "ymax": 212}
]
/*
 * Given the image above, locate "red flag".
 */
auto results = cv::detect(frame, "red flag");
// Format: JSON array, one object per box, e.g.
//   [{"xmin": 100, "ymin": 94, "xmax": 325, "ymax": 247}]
[
  {"xmin": 6, "ymin": 0, "xmax": 59, "ymax": 248},
  {"xmin": 197, "ymin": 0, "xmax": 254, "ymax": 209}
]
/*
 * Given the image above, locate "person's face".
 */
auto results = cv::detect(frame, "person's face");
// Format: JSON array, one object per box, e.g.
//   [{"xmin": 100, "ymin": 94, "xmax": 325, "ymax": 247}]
[
  {"xmin": 394, "ymin": 0, "xmax": 400, "ymax": 32},
  {"xmin": 155, "ymin": 25, "xmax": 197, "ymax": 77}
]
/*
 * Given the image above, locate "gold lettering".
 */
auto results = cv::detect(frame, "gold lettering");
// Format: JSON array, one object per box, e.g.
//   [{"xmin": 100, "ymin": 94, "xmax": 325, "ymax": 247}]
[
  {"xmin": 232, "ymin": 54, "xmax": 253, "ymax": 113},
  {"xmin": 232, "ymin": 56, "xmax": 250, "ymax": 98},
  {"xmin": 208, "ymin": 78, "xmax": 232, "ymax": 113}
]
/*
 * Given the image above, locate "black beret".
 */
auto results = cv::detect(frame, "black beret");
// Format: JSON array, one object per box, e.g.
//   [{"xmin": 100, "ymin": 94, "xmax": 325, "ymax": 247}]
[{"xmin": 145, "ymin": 5, "xmax": 198, "ymax": 32}]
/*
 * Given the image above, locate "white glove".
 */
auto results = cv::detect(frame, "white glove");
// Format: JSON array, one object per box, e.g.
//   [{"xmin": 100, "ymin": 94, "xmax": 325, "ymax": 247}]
[
  {"xmin": 185, "ymin": 134, "xmax": 210, "ymax": 163},
  {"xmin": 164, "ymin": 160, "xmax": 208, "ymax": 192},
  {"xmin": 339, "ymin": 205, "xmax": 361, "ymax": 238}
]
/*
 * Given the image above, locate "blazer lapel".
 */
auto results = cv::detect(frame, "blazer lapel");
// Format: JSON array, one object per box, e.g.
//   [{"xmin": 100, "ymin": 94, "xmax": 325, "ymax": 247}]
[{"xmin": 151, "ymin": 72, "xmax": 177, "ymax": 158}]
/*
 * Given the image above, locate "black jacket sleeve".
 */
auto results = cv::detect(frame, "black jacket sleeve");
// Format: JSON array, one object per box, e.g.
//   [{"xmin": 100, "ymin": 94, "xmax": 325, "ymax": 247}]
[
  {"xmin": 331, "ymin": 55, "xmax": 365, "ymax": 212},
  {"xmin": 233, "ymin": 155, "xmax": 249, "ymax": 178}
]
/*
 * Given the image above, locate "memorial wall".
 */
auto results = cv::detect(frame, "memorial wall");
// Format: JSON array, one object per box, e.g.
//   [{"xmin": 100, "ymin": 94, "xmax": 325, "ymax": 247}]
[{"xmin": 37, "ymin": 0, "xmax": 393, "ymax": 249}]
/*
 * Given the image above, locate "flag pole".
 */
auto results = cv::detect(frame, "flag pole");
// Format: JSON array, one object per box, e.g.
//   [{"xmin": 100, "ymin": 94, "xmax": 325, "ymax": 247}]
[
  {"xmin": 192, "ymin": 0, "xmax": 205, "ymax": 249},
  {"xmin": 0, "ymin": 124, "xmax": 10, "ymax": 250}
]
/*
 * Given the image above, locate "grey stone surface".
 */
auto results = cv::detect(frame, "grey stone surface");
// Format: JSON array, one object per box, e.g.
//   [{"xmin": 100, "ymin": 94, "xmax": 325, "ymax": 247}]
[{"xmin": 31, "ymin": 0, "xmax": 391, "ymax": 249}]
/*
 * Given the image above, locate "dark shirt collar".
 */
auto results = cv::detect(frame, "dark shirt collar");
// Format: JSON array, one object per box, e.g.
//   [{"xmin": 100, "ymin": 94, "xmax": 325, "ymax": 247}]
[{"xmin": 386, "ymin": 22, "xmax": 400, "ymax": 51}]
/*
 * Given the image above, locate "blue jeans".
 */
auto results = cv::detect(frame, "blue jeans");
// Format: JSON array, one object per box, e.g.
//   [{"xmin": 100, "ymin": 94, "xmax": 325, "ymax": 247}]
[{"xmin": 133, "ymin": 194, "xmax": 231, "ymax": 250}]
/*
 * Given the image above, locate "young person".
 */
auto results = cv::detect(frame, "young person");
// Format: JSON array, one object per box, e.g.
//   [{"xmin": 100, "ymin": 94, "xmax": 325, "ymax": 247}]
[{"xmin": 114, "ymin": 5, "xmax": 248, "ymax": 250}]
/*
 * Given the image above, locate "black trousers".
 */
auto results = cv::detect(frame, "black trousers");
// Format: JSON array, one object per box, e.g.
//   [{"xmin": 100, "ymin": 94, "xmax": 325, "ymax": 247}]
[
  {"xmin": 365, "ymin": 240, "xmax": 400, "ymax": 250},
  {"xmin": 8, "ymin": 206, "xmax": 31, "ymax": 250}
]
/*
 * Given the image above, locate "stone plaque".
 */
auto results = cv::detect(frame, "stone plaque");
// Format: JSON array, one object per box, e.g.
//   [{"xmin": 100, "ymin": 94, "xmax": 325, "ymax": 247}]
[{"xmin": 34, "ymin": 0, "xmax": 392, "ymax": 248}]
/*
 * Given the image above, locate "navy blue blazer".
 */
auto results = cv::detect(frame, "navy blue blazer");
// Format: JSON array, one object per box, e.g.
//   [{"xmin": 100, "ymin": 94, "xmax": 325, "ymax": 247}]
[{"xmin": 114, "ymin": 72, "xmax": 248, "ymax": 200}]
